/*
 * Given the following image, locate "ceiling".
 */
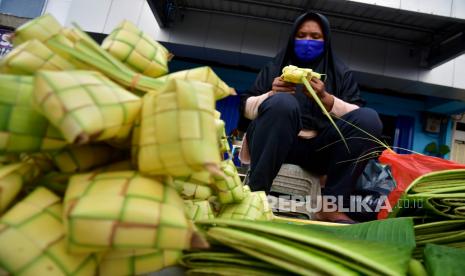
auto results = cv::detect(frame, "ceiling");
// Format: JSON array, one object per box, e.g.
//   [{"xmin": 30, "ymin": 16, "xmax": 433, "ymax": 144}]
[{"xmin": 149, "ymin": 0, "xmax": 465, "ymax": 68}]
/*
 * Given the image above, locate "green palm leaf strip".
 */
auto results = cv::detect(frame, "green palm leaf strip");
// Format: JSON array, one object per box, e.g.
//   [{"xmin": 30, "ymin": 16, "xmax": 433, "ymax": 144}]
[
  {"xmin": 301, "ymin": 77, "xmax": 349, "ymax": 152},
  {"xmin": 196, "ymin": 217, "xmax": 415, "ymax": 276},
  {"xmin": 407, "ymin": 259, "xmax": 428, "ymax": 276},
  {"xmin": 424, "ymin": 244, "xmax": 465, "ymax": 276},
  {"xmin": 180, "ymin": 251, "xmax": 290, "ymax": 276},
  {"xmin": 207, "ymin": 227, "xmax": 353, "ymax": 276},
  {"xmin": 413, "ymin": 220, "xmax": 465, "ymax": 260}
]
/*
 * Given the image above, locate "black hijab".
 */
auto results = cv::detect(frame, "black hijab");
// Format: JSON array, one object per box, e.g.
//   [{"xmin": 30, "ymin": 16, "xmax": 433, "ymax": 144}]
[{"xmin": 238, "ymin": 12, "xmax": 365, "ymax": 132}]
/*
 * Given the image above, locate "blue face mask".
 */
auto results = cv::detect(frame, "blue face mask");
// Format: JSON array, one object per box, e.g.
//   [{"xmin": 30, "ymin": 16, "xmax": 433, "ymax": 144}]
[{"xmin": 294, "ymin": 39, "xmax": 324, "ymax": 62}]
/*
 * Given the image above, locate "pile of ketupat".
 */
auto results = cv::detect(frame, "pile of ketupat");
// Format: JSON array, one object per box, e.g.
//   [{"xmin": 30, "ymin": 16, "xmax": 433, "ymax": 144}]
[
  {"xmin": 0, "ymin": 14, "xmax": 273, "ymax": 275},
  {"xmin": 1, "ymin": 13, "xmax": 463, "ymax": 276}
]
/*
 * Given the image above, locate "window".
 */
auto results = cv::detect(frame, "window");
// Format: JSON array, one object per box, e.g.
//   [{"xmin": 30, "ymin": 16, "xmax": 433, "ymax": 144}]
[
  {"xmin": 378, "ymin": 114, "xmax": 396, "ymax": 147},
  {"xmin": 456, "ymin": 122, "xmax": 465, "ymax": 132},
  {"xmin": 0, "ymin": 0, "xmax": 46, "ymax": 18}
]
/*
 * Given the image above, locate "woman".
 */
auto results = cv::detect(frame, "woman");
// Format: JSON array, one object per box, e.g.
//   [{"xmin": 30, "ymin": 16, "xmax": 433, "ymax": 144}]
[{"xmin": 239, "ymin": 12, "xmax": 383, "ymax": 223}]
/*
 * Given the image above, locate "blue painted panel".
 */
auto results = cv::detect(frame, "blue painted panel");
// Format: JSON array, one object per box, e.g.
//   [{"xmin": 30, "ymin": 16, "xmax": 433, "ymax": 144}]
[
  {"xmin": 0, "ymin": 0, "xmax": 46, "ymax": 18},
  {"xmin": 216, "ymin": 95, "xmax": 240, "ymax": 135},
  {"xmin": 394, "ymin": 116, "xmax": 415, "ymax": 154},
  {"xmin": 168, "ymin": 60, "xmax": 256, "ymax": 91},
  {"xmin": 362, "ymin": 91, "xmax": 454, "ymax": 157}
]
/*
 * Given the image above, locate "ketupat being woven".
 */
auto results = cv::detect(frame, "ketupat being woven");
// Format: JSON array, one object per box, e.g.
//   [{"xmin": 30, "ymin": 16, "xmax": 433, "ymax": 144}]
[
  {"xmin": 213, "ymin": 159, "xmax": 245, "ymax": 204},
  {"xmin": 0, "ymin": 75, "xmax": 67, "ymax": 153},
  {"xmin": 0, "ymin": 162, "xmax": 41, "ymax": 213},
  {"xmin": 218, "ymin": 185, "xmax": 274, "ymax": 221},
  {"xmin": 158, "ymin": 67, "xmax": 235, "ymax": 100},
  {"xmin": 99, "ymin": 249, "xmax": 181, "ymax": 276},
  {"xmin": 0, "ymin": 39, "xmax": 75, "ymax": 75},
  {"xmin": 63, "ymin": 171, "xmax": 193, "ymax": 253},
  {"xmin": 138, "ymin": 79, "xmax": 220, "ymax": 176},
  {"xmin": 184, "ymin": 200, "xmax": 215, "ymax": 221},
  {"xmin": 47, "ymin": 143, "xmax": 124, "ymax": 173},
  {"xmin": 32, "ymin": 70, "xmax": 142, "ymax": 144},
  {"xmin": 0, "ymin": 187, "xmax": 99, "ymax": 275},
  {"xmin": 280, "ymin": 65, "xmax": 322, "ymax": 83},
  {"xmin": 102, "ymin": 20, "xmax": 170, "ymax": 78}
]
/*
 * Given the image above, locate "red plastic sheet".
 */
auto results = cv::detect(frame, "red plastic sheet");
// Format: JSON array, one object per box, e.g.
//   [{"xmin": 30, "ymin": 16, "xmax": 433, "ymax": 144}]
[{"xmin": 378, "ymin": 149, "xmax": 465, "ymax": 219}]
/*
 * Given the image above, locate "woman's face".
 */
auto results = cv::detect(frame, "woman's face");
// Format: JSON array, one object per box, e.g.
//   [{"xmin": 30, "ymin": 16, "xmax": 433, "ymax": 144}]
[{"xmin": 295, "ymin": 20, "xmax": 324, "ymax": 41}]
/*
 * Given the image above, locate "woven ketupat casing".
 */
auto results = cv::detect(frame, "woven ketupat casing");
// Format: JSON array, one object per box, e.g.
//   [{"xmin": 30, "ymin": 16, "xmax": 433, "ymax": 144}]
[
  {"xmin": 174, "ymin": 171, "xmax": 214, "ymax": 200},
  {"xmin": 213, "ymin": 159, "xmax": 245, "ymax": 204},
  {"xmin": 0, "ymin": 187, "xmax": 99, "ymax": 275},
  {"xmin": 99, "ymin": 249, "xmax": 181, "ymax": 276},
  {"xmin": 0, "ymin": 75, "xmax": 67, "ymax": 153},
  {"xmin": 218, "ymin": 186, "xmax": 274, "ymax": 221},
  {"xmin": 159, "ymin": 66, "xmax": 235, "ymax": 100},
  {"xmin": 174, "ymin": 180, "xmax": 214, "ymax": 200},
  {"xmin": 213, "ymin": 110, "xmax": 229, "ymax": 153},
  {"xmin": 64, "ymin": 171, "xmax": 192, "ymax": 253},
  {"xmin": 102, "ymin": 20, "xmax": 170, "ymax": 78},
  {"xmin": 215, "ymin": 118, "xmax": 230, "ymax": 154},
  {"xmin": 130, "ymin": 115, "xmax": 141, "ymax": 167},
  {"xmin": 0, "ymin": 154, "xmax": 19, "ymax": 165},
  {"xmin": 13, "ymin": 14, "xmax": 63, "ymax": 46},
  {"xmin": 184, "ymin": 200, "xmax": 215, "ymax": 221},
  {"xmin": 281, "ymin": 65, "xmax": 322, "ymax": 84},
  {"xmin": 138, "ymin": 79, "xmax": 220, "ymax": 176},
  {"xmin": 48, "ymin": 143, "xmax": 123, "ymax": 173},
  {"xmin": 0, "ymin": 162, "xmax": 41, "ymax": 213},
  {"xmin": 32, "ymin": 70, "xmax": 141, "ymax": 144},
  {"xmin": 0, "ymin": 39, "xmax": 75, "ymax": 75}
]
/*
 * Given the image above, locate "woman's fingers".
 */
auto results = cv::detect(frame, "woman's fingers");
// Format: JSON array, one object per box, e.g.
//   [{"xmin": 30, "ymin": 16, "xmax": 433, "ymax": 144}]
[
  {"xmin": 274, "ymin": 85, "xmax": 295, "ymax": 91},
  {"xmin": 273, "ymin": 78, "xmax": 294, "ymax": 87},
  {"xmin": 272, "ymin": 77, "xmax": 296, "ymax": 93}
]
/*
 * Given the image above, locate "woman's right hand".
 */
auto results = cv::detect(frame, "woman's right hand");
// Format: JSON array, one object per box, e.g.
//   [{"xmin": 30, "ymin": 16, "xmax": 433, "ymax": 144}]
[{"xmin": 272, "ymin": 77, "xmax": 296, "ymax": 93}]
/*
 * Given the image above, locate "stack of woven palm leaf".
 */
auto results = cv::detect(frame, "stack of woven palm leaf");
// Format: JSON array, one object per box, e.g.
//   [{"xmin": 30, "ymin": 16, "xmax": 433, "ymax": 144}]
[{"xmin": 0, "ymin": 13, "xmax": 279, "ymax": 275}]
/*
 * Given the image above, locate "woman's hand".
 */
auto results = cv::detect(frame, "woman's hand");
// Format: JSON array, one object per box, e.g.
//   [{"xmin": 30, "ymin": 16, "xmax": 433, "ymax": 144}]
[
  {"xmin": 308, "ymin": 77, "xmax": 327, "ymax": 99},
  {"xmin": 306, "ymin": 77, "xmax": 335, "ymax": 111},
  {"xmin": 271, "ymin": 77, "xmax": 296, "ymax": 93}
]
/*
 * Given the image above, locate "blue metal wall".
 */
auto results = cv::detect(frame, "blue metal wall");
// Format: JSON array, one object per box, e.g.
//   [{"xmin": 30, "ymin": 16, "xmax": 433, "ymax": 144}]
[{"xmin": 0, "ymin": 0, "xmax": 46, "ymax": 18}]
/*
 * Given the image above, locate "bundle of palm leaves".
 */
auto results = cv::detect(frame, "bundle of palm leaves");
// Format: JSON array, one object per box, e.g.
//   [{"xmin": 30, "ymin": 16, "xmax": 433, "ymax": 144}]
[
  {"xmin": 391, "ymin": 169, "xmax": 465, "ymax": 219},
  {"xmin": 182, "ymin": 218, "xmax": 418, "ymax": 276}
]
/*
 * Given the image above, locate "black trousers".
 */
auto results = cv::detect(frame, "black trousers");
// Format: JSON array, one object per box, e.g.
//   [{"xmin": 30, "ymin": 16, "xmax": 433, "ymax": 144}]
[{"xmin": 246, "ymin": 93, "xmax": 383, "ymax": 199}]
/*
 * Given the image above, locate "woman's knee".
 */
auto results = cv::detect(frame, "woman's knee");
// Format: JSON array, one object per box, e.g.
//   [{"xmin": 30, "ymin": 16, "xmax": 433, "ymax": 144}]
[
  {"xmin": 347, "ymin": 107, "xmax": 383, "ymax": 137},
  {"xmin": 259, "ymin": 93, "xmax": 300, "ymax": 117}
]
